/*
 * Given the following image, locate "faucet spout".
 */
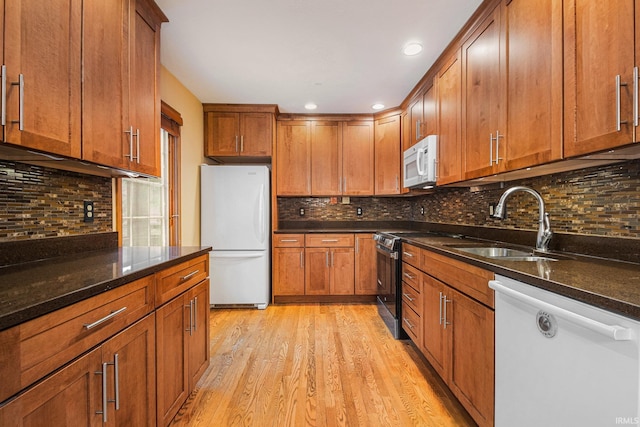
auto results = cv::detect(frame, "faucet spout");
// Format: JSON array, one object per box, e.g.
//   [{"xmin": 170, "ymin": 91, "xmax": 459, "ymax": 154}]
[{"xmin": 491, "ymin": 186, "xmax": 553, "ymax": 252}]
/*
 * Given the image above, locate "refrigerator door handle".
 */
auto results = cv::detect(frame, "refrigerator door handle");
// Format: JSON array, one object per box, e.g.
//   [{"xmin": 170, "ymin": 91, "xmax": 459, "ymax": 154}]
[
  {"xmin": 258, "ymin": 184, "xmax": 265, "ymax": 244},
  {"xmin": 211, "ymin": 252, "xmax": 265, "ymax": 259}
]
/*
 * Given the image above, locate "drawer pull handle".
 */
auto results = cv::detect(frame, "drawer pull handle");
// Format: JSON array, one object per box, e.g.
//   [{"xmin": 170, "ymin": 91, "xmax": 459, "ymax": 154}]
[
  {"xmin": 322, "ymin": 239, "xmax": 339, "ymax": 242},
  {"xmin": 403, "ymin": 318, "xmax": 415, "ymax": 330},
  {"xmin": 403, "ymin": 252, "xmax": 414, "ymax": 257},
  {"xmin": 403, "ymin": 293, "xmax": 414, "ymax": 302},
  {"xmin": 97, "ymin": 362, "xmax": 109, "ymax": 422},
  {"xmin": 180, "ymin": 269, "xmax": 200, "ymax": 281},
  {"xmin": 84, "ymin": 306, "xmax": 127, "ymax": 330},
  {"xmin": 403, "ymin": 272, "xmax": 415, "ymax": 280},
  {"xmin": 280, "ymin": 239, "xmax": 299, "ymax": 242}
]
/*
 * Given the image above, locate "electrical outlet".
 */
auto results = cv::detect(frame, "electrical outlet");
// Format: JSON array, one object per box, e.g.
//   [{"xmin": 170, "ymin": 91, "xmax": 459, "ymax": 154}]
[
  {"xmin": 84, "ymin": 201, "xmax": 94, "ymax": 223},
  {"xmin": 356, "ymin": 207, "xmax": 363, "ymax": 216},
  {"xmin": 299, "ymin": 207, "xmax": 305, "ymax": 217},
  {"xmin": 489, "ymin": 202, "xmax": 496, "ymax": 217},
  {"xmin": 420, "ymin": 206, "xmax": 425, "ymax": 215}
]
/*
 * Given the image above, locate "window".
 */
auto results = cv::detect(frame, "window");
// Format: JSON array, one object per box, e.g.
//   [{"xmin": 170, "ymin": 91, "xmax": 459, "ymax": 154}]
[
  {"xmin": 118, "ymin": 102, "xmax": 182, "ymax": 246},
  {"xmin": 121, "ymin": 131, "xmax": 169, "ymax": 246}
]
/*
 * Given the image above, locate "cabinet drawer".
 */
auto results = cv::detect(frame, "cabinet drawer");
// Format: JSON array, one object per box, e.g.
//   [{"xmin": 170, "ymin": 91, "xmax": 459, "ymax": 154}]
[
  {"xmin": 401, "ymin": 262, "xmax": 420, "ymax": 289},
  {"xmin": 422, "ymin": 250, "xmax": 494, "ymax": 308},
  {"xmin": 305, "ymin": 233, "xmax": 354, "ymax": 247},
  {"xmin": 402, "ymin": 280, "xmax": 422, "ymax": 316},
  {"xmin": 401, "ymin": 243, "xmax": 421, "ymax": 268},
  {"xmin": 0, "ymin": 275, "xmax": 155, "ymax": 403},
  {"xmin": 274, "ymin": 234, "xmax": 305, "ymax": 247},
  {"xmin": 402, "ymin": 303, "xmax": 422, "ymax": 345},
  {"xmin": 156, "ymin": 255, "xmax": 209, "ymax": 306}
]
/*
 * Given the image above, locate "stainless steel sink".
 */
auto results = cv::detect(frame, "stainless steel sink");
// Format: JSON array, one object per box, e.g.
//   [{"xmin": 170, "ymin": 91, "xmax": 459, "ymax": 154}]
[
  {"xmin": 450, "ymin": 246, "xmax": 558, "ymax": 262},
  {"xmin": 451, "ymin": 246, "xmax": 531, "ymax": 258}
]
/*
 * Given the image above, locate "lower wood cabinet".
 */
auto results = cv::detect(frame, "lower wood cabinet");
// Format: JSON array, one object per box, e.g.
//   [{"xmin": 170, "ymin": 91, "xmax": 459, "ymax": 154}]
[
  {"xmin": 354, "ymin": 234, "xmax": 377, "ymax": 295},
  {"xmin": 402, "ymin": 244, "xmax": 495, "ymax": 427},
  {"xmin": 0, "ymin": 314, "xmax": 156, "ymax": 426},
  {"xmin": 156, "ymin": 279, "xmax": 210, "ymax": 427},
  {"xmin": 0, "ymin": 254, "xmax": 210, "ymax": 427},
  {"xmin": 273, "ymin": 234, "xmax": 305, "ymax": 296},
  {"xmin": 305, "ymin": 247, "xmax": 355, "ymax": 295},
  {"xmin": 272, "ymin": 233, "xmax": 376, "ymax": 298}
]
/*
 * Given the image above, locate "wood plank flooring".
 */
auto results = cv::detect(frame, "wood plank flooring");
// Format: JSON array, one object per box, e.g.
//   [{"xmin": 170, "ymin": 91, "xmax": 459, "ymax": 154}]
[{"xmin": 170, "ymin": 304, "xmax": 476, "ymax": 427}]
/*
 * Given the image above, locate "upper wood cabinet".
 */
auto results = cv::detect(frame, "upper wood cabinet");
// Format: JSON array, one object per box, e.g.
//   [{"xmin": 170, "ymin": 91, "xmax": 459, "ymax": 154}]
[
  {"xmin": 461, "ymin": 0, "xmax": 562, "ymax": 181},
  {"xmin": 83, "ymin": 0, "xmax": 166, "ymax": 177},
  {"xmin": 343, "ymin": 121, "xmax": 374, "ymax": 195},
  {"xmin": 204, "ymin": 105, "xmax": 276, "ymax": 159},
  {"xmin": 374, "ymin": 114, "xmax": 401, "ymax": 195},
  {"xmin": 276, "ymin": 118, "xmax": 374, "ymax": 197},
  {"xmin": 276, "ymin": 120, "xmax": 311, "ymax": 195},
  {"xmin": 563, "ymin": 0, "xmax": 638, "ymax": 157},
  {"xmin": 437, "ymin": 51, "xmax": 463, "ymax": 185},
  {"xmin": 311, "ymin": 121, "xmax": 342, "ymax": 195},
  {"xmin": 3, "ymin": 0, "xmax": 82, "ymax": 158},
  {"xmin": 406, "ymin": 83, "xmax": 437, "ymax": 151}
]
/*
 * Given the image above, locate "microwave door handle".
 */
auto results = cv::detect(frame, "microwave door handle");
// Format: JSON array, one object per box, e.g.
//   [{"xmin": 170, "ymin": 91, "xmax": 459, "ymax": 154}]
[{"xmin": 416, "ymin": 149, "xmax": 425, "ymax": 176}]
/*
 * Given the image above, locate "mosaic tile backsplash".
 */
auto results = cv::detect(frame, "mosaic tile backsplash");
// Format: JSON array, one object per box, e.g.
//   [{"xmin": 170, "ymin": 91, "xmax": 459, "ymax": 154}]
[
  {"xmin": 279, "ymin": 160, "xmax": 640, "ymax": 239},
  {"xmin": 0, "ymin": 161, "xmax": 112, "ymax": 241}
]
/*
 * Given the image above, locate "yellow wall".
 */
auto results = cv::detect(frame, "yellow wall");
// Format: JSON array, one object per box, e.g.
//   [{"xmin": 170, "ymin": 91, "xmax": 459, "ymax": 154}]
[{"xmin": 160, "ymin": 66, "xmax": 208, "ymax": 246}]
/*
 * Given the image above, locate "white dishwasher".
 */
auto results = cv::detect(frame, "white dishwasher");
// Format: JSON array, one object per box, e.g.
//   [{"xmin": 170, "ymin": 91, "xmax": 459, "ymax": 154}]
[{"xmin": 490, "ymin": 275, "xmax": 640, "ymax": 427}]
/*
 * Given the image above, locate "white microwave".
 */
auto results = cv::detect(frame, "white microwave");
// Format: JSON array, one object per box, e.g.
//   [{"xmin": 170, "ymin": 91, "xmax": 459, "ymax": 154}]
[{"xmin": 403, "ymin": 135, "xmax": 437, "ymax": 189}]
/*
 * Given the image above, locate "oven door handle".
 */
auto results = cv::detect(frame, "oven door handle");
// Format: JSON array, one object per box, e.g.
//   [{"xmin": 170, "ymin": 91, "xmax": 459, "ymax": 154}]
[{"xmin": 376, "ymin": 245, "xmax": 398, "ymax": 259}]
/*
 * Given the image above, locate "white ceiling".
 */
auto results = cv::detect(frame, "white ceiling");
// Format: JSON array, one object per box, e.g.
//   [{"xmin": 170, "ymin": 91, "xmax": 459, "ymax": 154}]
[{"xmin": 156, "ymin": 0, "xmax": 483, "ymax": 114}]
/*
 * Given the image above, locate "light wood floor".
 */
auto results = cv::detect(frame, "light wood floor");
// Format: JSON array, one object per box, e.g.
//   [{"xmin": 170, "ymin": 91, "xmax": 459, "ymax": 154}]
[{"xmin": 170, "ymin": 304, "xmax": 476, "ymax": 427}]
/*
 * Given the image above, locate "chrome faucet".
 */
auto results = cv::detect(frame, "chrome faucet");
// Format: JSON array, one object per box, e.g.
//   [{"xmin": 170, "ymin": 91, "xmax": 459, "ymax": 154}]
[{"xmin": 491, "ymin": 186, "xmax": 553, "ymax": 252}]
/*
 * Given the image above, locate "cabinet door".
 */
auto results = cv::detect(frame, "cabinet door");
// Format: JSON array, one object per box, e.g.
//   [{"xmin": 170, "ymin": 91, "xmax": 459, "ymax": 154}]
[
  {"xmin": 0, "ymin": 348, "xmax": 102, "ymax": 427},
  {"xmin": 240, "ymin": 112, "xmax": 272, "ymax": 156},
  {"xmin": 423, "ymin": 83, "xmax": 437, "ymax": 137},
  {"xmin": 128, "ymin": 0, "xmax": 163, "ymax": 177},
  {"xmin": 205, "ymin": 112, "xmax": 240, "ymax": 156},
  {"xmin": 564, "ymin": 0, "xmax": 635, "ymax": 157},
  {"xmin": 330, "ymin": 248, "xmax": 355, "ymax": 295},
  {"xmin": 273, "ymin": 247, "xmax": 305, "ymax": 295},
  {"xmin": 448, "ymin": 288, "xmax": 494, "ymax": 427},
  {"xmin": 276, "ymin": 120, "xmax": 311, "ymax": 195},
  {"xmin": 305, "ymin": 248, "xmax": 330, "ymax": 295},
  {"xmin": 102, "ymin": 314, "xmax": 156, "ymax": 427},
  {"xmin": 374, "ymin": 115, "xmax": 401, "ymax": 195},
  {"xmin": 421, "ymin": 274, "xmax": 447, "ymax": 379},
  {"xmin": 461, "ymin": 4, "xmax": 502, "ymax": 180},
  {"xmin": 437, "ymin": 51, "xmax": 463, "ymax": 185},
  {"xmin": 503, "ymin": 0, "xmax": 562, "ymax": 169},
  {"xmin": 311, "ymin": 121, "xmax": 342, "ymax": 196},
  {"xmin": 410, "ymin": 96, "xmax": 424, "ymax": 146},
  {"xmin": 343, "ymin": 121, "xmax": 374, "ymax": 195},
  {"xmin": 3, "ymin": 0, "xmax": 82, "ymax": 158},
  {"xmin": 401, "ymin": 109, "xmax": 411, "ymax": 153},
  {"xmin": 82, "ymin": 0, "xmax": 129, "ymax": 170},
  {"xmin": 354, "ymin": 234, "xmax": 376, "ymax": 295},
  {"xmin": 188, "ymin": 280, "xmax": 210, "ymax": 390},
  {"xmin": 156, "ymin": 296, "xmax": 189, "ymax": 427}
]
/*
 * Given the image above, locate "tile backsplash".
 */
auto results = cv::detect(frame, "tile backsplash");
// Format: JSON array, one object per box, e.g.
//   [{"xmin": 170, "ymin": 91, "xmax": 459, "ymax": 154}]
[
  {"xmin": 279, "ymin": 160, "xmax": 640, "ymax": 239},
  {"xmin": 0, "ymin": 161, "xmax": 112, "ymax": 241}
]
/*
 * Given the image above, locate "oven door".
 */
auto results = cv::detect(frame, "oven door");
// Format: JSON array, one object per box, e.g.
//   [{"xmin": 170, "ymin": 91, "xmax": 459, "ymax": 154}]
[{"xmin": 376, "ymin": 244, "xmax": 397, "ymax": 318}]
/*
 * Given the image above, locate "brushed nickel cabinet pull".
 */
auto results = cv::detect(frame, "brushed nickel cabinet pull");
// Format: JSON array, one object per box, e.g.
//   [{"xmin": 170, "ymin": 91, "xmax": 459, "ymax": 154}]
[
  {"xmin": 10, "ymin": 74, "xmax": 24, "ymax": 130},
  {"xmin": 96, "ymin": 362, "xmax": 108, "ymax": 422},
  {"xmin": 1, "ymin": 65, "xmax": 6, "ymax": 126},
  {"xmin": 84, "ymin": 306, "xmax": 127, "ymax": 330},
  {"xmin": 180, "ymin": 269, "xmax": 200, "ymax": 281}
]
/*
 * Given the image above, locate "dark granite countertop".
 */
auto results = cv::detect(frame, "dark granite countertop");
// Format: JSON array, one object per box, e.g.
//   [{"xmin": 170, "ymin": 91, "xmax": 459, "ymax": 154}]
[
  {"xmin": 400, "ymin": 234, "xmax": 640, "ymax": 321},
  {"xmin": 0, "ymin": 246, "xmax": 212, "ymax": 331}
]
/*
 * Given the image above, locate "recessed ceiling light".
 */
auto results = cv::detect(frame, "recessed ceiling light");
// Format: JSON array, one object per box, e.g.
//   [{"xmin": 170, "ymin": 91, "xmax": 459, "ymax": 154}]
[
  {"xmin": 403, "ymin": 42, "xmax": 423, "ymax": 56},
  {"xmin": 372, "ymin": 103, "xmax": 385, "ymax": 110},
  {"xmin": 304, "ymin": 103, "xmax": 317, "ymax": 110}
]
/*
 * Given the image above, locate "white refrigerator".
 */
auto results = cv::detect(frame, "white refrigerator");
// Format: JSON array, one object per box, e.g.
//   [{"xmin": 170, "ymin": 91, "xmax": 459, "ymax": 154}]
[{"xmin": 200, "ymin": 165, "xmax": 270, "ymax": 309}]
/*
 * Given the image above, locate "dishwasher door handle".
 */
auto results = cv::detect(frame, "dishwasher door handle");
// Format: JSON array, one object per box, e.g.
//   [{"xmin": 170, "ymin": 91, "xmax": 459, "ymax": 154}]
[{"xmin": 489, "ymin": 280, "xmax": 633, "ymax": 341}]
